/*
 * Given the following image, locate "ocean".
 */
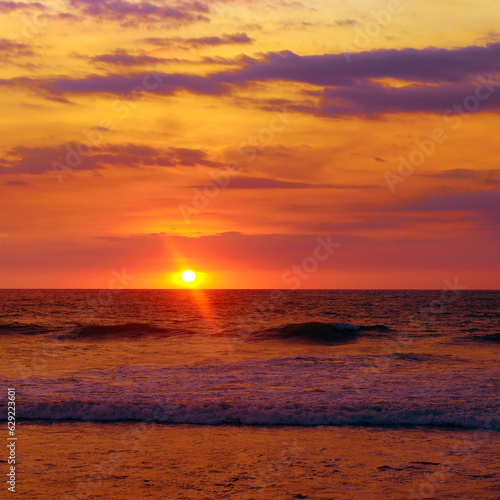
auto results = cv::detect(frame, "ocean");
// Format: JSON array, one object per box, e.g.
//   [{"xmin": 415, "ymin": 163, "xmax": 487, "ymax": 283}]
[{"xmin": 1, "ymin": 289, "xmax": 499, "ymax": 499}]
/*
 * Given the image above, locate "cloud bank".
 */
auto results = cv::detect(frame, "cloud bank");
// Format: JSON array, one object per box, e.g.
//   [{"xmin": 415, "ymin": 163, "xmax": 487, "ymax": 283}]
[{"xmin": 5, "ymin": 42, "xmax": 498, "ymax": 116}]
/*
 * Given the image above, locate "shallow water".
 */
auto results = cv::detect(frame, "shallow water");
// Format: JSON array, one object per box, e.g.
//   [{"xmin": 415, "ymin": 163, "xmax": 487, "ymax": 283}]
[{"xmin": 12, "ymin": 422, "xmax": 500, "ymax": 500}]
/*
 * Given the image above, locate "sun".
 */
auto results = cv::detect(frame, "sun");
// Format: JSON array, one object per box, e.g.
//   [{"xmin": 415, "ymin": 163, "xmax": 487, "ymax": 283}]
[{"xmin": 181, "ymin": 270, "xmax": 196, "ymax": 283}]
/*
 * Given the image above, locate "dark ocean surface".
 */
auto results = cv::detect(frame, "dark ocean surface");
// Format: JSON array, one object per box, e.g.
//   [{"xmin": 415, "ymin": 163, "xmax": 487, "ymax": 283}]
[{"xmin": 1, "ymin": 289, "xmax": 499, "ymax": 428}]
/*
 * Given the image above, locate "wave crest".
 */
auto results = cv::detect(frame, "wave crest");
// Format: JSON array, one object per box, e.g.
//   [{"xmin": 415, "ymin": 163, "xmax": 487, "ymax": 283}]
[
  {"xmin": 257, "ymin": 321, "xmax": 391, "ymax": 343},
  {"xmin": 63, "ymin": 322, "xmax": 186, "ymax": 340},
  {"xmin": 0, "ymin": 323, "xmax": 50, "ymax": 335},
  {"xmin": 472, "ymin": 332, "xmax": 500, "ymax": 343},
  {"xmin": 5, "ymin": 400, "xmax": 499, "ymax": 429}
]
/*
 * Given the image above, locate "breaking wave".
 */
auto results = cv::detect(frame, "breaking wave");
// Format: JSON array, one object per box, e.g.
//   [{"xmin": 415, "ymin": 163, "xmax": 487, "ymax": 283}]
[
  {"xmin": 0, "ymin": 323, "xmax": 51, "ymax": 335},
  {"xmin": 4, "ymin": 400, "xmax": 499, "ymax": 429},
  {"xmin": 4, "ymin": 355, "xmax": 496, "ymax": 429},
  {"xmin": 62, "ymin": 322, "xmax": 188, "ymax": 339},
  {"xmin": 257, "ymin": 321, "xmax": 392, "ymax": 343},
  {"xmin": 472, "ymin": 332, "xmax": 500, "ymax": 343}
]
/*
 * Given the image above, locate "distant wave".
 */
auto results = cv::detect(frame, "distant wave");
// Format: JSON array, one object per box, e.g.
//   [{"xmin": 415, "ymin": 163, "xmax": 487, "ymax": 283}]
[
  {"xmin": 0, "ymin": 321, "xmax": 194, "ymax": 339},
  {"xmin": 0, "ymin": 320, "xmax": 391, "ymax": 342},
  {"xmin": 472, "ymin": 332, "xmax": 500, "ymax": 343},
  {"xmin": 257, "ymin": 321, "xmax": 392, "ymax": 343},
  {"xmin": 62, "ymin": 322, "xmax": 188, "ymax": 339},
  {"xmin": 4, "ymin": 401, "xmax": 499, "ymax": 429},
  {"xmin": 0, "ymin": 323, "xmax": 51, "ymax": 335}
]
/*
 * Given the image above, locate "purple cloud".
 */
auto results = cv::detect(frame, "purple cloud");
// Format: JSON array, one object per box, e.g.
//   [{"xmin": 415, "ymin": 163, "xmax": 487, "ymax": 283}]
[
  {"xmin": 191, "ymin": 176, "xmax": 379, "ymax": 189},
  {"xmin": 0, "ymin": 38, "xmax": 34, "ymax": 58},
  {"xmin": 219, "ymin": 43, "xmax": 500, "ymax": 87},
  {"xmin": 67, "ymin": 0, "xmax": 210, "ymax": 26},
  {"xmin": 0, "ymin": 143, "xmax": 219, "ymax": 175},
  {"xmin": 425, "ymin": 169, "xmax": 499, "ymax": 186},
  {"xmin": 335, "ymin": 19, "xmax": 358, "ymax": 26},
  {"xmin": 5, "ymin": 43, "xmax": 500, "ymax": 116},
  {"xmin": 0, "ymin": 1, "xmax": 45, "ymax": 12},
  {"xmin": 314, "ymin": 80, "xmax": 500, "ymax": 116},
  {"xmin": 40, "ymin": 72, "xmax": 226, "ymax": 96},
  {"xmin": 89, "ymin": 49, "xmax": 167, "ymax": 67},
  {"xmin": 401, "ymin": 190, "xmax": 500, "ymax": 213},
  {"xmin": 144, "ymin": 32, "xmax": 253, "ymax": 49}
]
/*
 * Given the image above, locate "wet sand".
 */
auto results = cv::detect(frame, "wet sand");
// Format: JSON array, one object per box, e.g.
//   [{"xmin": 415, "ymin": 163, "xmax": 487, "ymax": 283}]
[{"xmin": 8, "ymin": 422, "xmax": 500, "ymax": 499}]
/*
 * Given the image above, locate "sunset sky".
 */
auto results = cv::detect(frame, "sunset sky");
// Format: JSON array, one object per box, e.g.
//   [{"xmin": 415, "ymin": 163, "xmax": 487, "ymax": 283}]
[{"xmin": 0, "ymin": 0, "xmax": 499, "ymax": 288}]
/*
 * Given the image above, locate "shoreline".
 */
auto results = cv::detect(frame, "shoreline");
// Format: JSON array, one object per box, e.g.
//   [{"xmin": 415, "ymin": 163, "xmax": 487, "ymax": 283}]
[
  {"xmin": 8, "ymin": 422, "xmax": 500, "ymax": 499},
  {"xmin": 10, "ymin": 419, "xmax": 500, "ymax": 431}
]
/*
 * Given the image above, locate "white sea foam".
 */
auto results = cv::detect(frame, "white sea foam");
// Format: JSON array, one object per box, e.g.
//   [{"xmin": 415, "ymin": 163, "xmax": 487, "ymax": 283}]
[{"xmin": 2, "ymin": 356, "xmax": 499, "ymax": 429}]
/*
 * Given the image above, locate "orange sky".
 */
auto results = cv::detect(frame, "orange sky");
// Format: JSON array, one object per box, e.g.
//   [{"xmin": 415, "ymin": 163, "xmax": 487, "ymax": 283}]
[{"xmin": 0, "ymin": 0, "xmax": 499, "ymax": 288}]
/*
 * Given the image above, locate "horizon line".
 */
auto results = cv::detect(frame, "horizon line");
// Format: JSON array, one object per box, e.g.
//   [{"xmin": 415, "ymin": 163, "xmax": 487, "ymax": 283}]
[{"xmin": 0, "ymin": 288, "xmax": 498, "ymax": 291}]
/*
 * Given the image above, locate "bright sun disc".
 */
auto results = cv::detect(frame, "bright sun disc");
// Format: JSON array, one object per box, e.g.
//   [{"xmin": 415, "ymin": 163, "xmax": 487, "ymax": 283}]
[{"xmin": 181, "ymin": 270, "xmax": 196, "ymax": 283}]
